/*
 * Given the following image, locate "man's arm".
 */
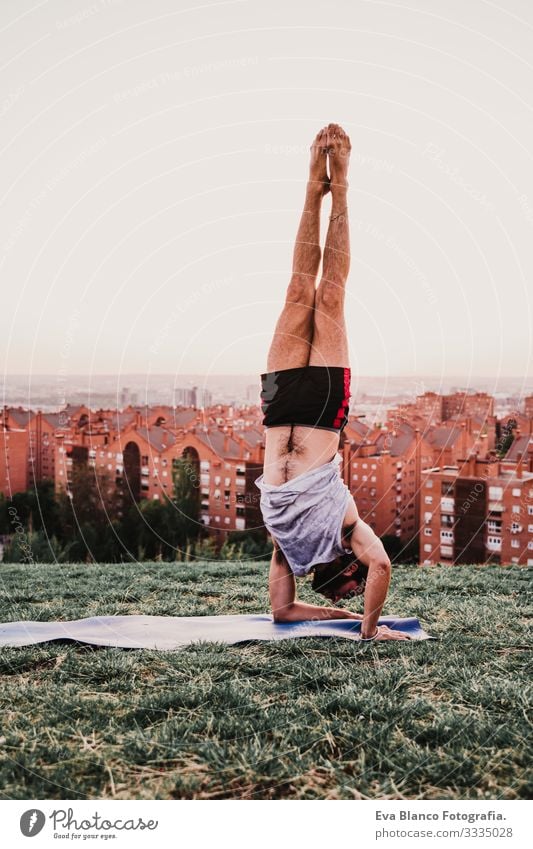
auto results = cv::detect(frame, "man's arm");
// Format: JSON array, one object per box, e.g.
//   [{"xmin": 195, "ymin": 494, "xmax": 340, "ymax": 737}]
[
  {"xmin": 350, "ymin": 517, "xmax": 407, "ymax": 639},
  {"xmin": 269, "ymin": 538, "xmax": 362, "ymax": 623}
]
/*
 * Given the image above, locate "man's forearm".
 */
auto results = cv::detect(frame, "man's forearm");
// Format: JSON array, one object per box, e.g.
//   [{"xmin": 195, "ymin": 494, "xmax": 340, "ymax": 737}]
[
  {"xmin": 273, "ymin": 600, "xmax": 362, "ymax": 623},
  {"xmin": 361, "ymin": 560, "xmax": 391, "ymax": 637}
]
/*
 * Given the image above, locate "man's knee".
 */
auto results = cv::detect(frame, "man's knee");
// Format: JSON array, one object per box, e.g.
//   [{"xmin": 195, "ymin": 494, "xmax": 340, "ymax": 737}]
[
  {"xmin": 315, "ymin": 283, "xmax": 345, "ymax": 316},
  {"xmin": 285, "ymin": 276, "xmax": 316, "ymax": 307}
]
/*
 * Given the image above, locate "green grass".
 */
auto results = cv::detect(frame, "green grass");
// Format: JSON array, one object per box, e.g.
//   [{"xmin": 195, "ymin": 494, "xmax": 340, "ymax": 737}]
[{"xmin": 0, "ymin": 561, "xmax": 531, "ymax": 800}]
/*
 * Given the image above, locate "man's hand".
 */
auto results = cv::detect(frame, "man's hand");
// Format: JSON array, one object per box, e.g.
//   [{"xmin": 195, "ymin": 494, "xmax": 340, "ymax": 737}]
[{"xmin": 364, "ymin": 625, "xmax": 411, "ymax": 642}]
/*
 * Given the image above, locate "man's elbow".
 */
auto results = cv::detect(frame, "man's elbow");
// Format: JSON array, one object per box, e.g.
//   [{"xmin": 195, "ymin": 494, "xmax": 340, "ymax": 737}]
[
  {"xmin": 369, "ymin": 556, "xmax": 391, "ymax": 580},
  {"xmin": 271, "ymin": 602, "xmax": 294, "ymax": 623}
]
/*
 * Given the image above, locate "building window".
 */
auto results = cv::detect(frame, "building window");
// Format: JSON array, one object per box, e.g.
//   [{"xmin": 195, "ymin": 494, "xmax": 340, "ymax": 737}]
[
  {"xmin": 489, "ymin": 485, "xmax": 503, "ymax": 500},
  {"xmin": 142, "ymin": 455, "xmax": 149, "ymax": 465},
  {"xmin": 512, "ymin": 505, "xmax": 521, "ymax": 514},
  {"xmin": 528, "ymin": 541, "xmax": 533, "ymax": 550},
  {"xmin": 426, "ymin": 480, "xmax": 433, "ymax": 488},
  {"xmin": 528, "ymin": 506, "xmax": 533, "ymax": 516},
  {"xmin": 424, "ymin": 511, "xmax": 432, "ymax": 523},
  {"xmin": 528, "ymin": 524, "xmax": 533, "ymax": 534},
  {"xmin": 512, "ymin": 488, "xmax": 521, "ymax": 497},
  {"xmin": 423, "ymin": 543, "xmax": 432, "ymax": 552},
  {"xmin": 362, "ymin": 463, "xmax": 367, "ymax": 469},
  {"xmin": 353, "ymin": 474, "xmax": 358, "ymax": 480},
  {"xmin": 425, "ymin": 495, "xmax": 433, "ymax": 504},
  {"xmin": 371, "ymin": 475, "xmax": 376, "ymax": 482},
  {"xmin": 424, "ymin": 528, "xmax": 432, "ymax": 536},
  {"xmin": 511, "ymin": 539, "xmax": 519, "ymax": 548}
]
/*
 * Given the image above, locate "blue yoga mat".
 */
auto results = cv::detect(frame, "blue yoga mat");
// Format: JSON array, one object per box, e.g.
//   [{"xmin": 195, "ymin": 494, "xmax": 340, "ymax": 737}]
[{"xmin": 0, "ymin": 614, "xmax": 433, "ymax": 650}]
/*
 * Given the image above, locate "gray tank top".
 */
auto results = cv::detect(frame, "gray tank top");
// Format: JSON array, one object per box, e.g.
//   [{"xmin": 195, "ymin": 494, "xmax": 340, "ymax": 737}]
[{"xmin": 254, "ymin": 453, "xmax": 353, "ymax": 576}]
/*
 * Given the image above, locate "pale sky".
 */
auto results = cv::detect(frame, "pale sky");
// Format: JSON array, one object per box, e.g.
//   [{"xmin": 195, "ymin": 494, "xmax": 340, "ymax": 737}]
[{"xmin": 2, "ymin": 0, "xmax": 532, "ymax": 389}]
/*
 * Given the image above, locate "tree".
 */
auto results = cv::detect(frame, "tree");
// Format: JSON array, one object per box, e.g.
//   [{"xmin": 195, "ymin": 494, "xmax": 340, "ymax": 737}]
[
  {"xmin": 171, "ymin": 457, "xmax": 203, "ymax": 545},
  {"xmin": 56, "ymin": 465, "xmax": 123, "ymax": 562}
]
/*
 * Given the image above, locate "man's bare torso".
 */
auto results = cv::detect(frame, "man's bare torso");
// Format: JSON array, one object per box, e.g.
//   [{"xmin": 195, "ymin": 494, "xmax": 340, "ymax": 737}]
[
  {"xmin": 263, "ymin": 424, "xmax": 357, "ymax": 542},
  {"xmin": 263, "ymin": 425, "xmax": 340, "ymax": 484}
]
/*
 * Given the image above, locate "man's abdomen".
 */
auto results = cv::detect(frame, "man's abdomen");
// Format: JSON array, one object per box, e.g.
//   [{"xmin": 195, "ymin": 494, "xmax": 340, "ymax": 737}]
[{"xmin": 262, "ymin": 425, "xmax": 341, "ymax": 485}]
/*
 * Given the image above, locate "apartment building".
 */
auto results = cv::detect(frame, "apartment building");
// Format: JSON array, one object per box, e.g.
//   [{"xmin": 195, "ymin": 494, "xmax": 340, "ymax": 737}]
[
  {"xmin": 0, "ymin": 426, "xmax": 28, "ymax": 496},
  {"xmin": 442, "ymin": 391, "xmax": 494, "ymax": 421},
  {"xmin": 341, "ymin": 418, "xmax": 480, "ymax": 543},
  {"xmin": 420, "ymin": 452, "xmax": 533, "ymax": 565},
  {"xmin": 54, "ymin": 420, "xmax": 264, "ymax": 547}
]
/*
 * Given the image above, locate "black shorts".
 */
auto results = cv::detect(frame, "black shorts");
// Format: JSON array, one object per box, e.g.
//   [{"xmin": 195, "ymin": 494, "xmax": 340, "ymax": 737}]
[{"xmin": 260, "ymin": 365, "xmax": 351, "ymax": 433}]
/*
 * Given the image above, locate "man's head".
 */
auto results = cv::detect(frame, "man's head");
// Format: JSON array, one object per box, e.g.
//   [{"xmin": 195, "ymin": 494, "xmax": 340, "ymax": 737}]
[{"xmin": 311, "ymin": 553, "xmax": 368, "ymax": 603}]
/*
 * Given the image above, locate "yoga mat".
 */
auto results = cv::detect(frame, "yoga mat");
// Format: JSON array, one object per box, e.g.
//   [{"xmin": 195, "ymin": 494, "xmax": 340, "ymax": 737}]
[{"xmin": 0, "ymin": 614, "xmax": 434, "ymax": 650}]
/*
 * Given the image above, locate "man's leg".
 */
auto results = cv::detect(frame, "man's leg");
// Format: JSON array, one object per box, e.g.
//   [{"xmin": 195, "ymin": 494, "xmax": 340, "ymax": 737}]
[
  {"xmin": 308, "ymin": 123, "xmax": 351, "ymax": 368},
  {"xmin": 266, "ymin": 128, "xmax": 330, "ymax": 373}
]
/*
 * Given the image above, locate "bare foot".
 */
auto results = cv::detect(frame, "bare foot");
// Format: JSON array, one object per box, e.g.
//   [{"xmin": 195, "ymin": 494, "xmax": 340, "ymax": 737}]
[
  {"xmin": 308, "ymin": 127, "xmax": 330, "ymax": 196},
  {"xmin": 326, "ymin": 123, "xmax": 351, "ymax": 192}
]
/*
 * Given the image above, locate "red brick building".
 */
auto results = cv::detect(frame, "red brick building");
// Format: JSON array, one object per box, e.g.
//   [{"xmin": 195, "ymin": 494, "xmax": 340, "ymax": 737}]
[
  {"xmin": 0, "ymin": 425, "xmax": 29, "ymax": 496},
  {"xmin": 54, "ymin": 420, "xmax": 265, "ymax": 547},
  {"xmin": 420, "ymin": 452, "xmax": 533, "ymax": 565}
]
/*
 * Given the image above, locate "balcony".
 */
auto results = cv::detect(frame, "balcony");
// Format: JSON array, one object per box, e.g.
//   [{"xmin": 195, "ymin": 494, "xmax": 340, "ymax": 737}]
[
  {"xmin": 488, "ymin": 502, "xmax": 504, "ymax": 513},
  {"xmin": 486, "ymin": 536, "xmax": 502, "ymax": 552}
]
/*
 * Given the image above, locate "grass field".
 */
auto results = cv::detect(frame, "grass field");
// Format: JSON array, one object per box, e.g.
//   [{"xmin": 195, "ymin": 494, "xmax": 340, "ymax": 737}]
[{"xmin": 0, "ymin": 561, "xmax": 531, "ymax": 800}]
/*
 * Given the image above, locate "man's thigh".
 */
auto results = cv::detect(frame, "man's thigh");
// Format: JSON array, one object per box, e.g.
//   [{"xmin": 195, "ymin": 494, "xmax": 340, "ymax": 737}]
[
  {"xmin": 308, "ymin": 308, "xmax": 349, "ymax": 368},
  {"xmin": 267, "ymin": 301, "xmax": 315, "ymax": 372}
]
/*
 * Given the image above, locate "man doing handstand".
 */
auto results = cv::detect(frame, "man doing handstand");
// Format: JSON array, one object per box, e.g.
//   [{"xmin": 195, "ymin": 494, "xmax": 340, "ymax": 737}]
[{"xmin": 254, "ymin": 123, "xmax": 409, "ymax": 642}]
